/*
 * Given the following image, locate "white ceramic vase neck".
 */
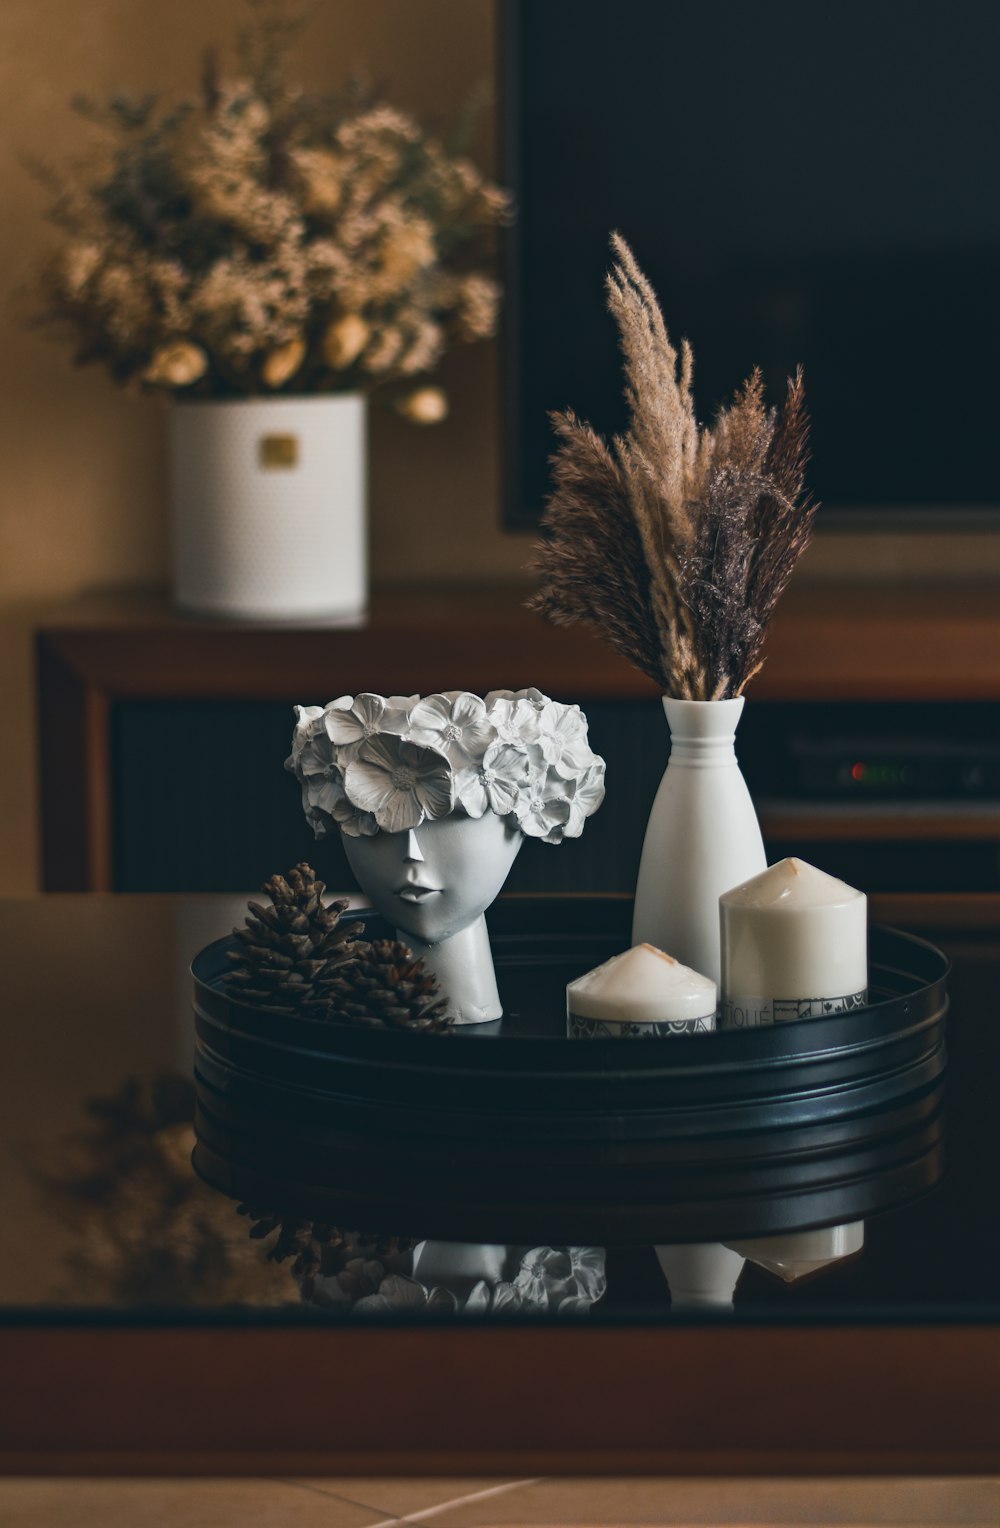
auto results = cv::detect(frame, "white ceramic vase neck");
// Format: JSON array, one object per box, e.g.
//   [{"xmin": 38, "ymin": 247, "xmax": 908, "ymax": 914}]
[
  {"xmin": 660, "ymin": 697, "xmax": 741, "ymax": 764},
  {"xmin": 631, "ymin": 696, "xmax": 766, "ymax": 984}
]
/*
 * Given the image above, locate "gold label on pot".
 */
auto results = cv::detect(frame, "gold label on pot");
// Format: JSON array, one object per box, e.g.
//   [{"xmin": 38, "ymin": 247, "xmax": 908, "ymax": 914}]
[{"xmin": 259, "ymin": 433, "xmax": 299, "ymax": 469}]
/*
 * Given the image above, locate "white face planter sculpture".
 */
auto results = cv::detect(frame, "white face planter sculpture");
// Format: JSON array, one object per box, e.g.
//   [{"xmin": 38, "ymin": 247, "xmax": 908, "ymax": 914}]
[{"xmin": 286, "ymin": 689, "xmax": 606, "ymax": 1024}]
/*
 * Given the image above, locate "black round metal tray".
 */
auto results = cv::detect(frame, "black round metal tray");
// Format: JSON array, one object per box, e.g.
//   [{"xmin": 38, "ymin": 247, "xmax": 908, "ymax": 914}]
[{"xmin": 192, "ymin": 895, "xmax": 948, "ymax": 1245}]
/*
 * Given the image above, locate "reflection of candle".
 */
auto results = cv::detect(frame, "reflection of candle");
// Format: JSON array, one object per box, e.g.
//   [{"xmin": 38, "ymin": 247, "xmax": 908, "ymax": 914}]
[
  {"xmin": 726, "ymin": 1222, "xmax": 864, "ymax": 1283},
  {"xmin": 567, "ymin": 943, "xmax": 716, "ymax": 1037},
  {"xmin": 720, "ymin": 857, "xmax": 868, "ymax": 1029}
]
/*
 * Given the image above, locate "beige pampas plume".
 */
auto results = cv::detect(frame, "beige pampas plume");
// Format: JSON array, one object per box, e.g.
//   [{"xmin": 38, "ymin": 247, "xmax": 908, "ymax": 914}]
[{"xmin": 529, "ymin": 234, "xmax": 817, "ymax": 700}]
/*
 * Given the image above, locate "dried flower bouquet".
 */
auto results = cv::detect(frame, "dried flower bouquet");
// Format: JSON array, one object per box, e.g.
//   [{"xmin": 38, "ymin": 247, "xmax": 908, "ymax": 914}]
[
  {"xmin": 531, "ymin": 235, "xmax": 818, "ymax": 699},
  {"xmin": 28, "ymin": 7, "xmax": 510, "ymax": 411}
]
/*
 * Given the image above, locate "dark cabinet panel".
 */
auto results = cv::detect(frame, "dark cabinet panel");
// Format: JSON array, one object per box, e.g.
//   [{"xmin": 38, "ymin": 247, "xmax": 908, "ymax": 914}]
[
  {"xmin": 112, "ymin": 699, "xmax": 668, "ymax": 895},
  {"xmin": 111, "ymin": 698, "xmax": 1000, "ymax": 895},
  {"xmin": 39, "ymin": 586, "xmax": 1000, "ymax": 893}
]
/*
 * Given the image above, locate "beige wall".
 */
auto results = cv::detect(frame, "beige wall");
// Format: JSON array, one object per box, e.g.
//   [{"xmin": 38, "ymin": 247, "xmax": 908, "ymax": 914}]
[
  {"xmin": 0, "ymin": 0, "xmax": 523, "ymax": 894},
  {"xmin": 1, "ymin": 0, "xmax": 998, "ymax": 894}
]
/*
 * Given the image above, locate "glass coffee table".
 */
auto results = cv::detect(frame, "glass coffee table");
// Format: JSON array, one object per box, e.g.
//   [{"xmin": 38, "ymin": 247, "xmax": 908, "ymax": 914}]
[{"xmin": 2, "ymin": 893, "xmax": 998, "ymax": 1477}]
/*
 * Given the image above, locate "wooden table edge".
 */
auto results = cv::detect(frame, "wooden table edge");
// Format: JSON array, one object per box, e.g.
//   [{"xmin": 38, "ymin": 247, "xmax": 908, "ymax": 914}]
[{"xmin": 2, "ymin": 1322, "xmax": 997, "ymax": 1476}]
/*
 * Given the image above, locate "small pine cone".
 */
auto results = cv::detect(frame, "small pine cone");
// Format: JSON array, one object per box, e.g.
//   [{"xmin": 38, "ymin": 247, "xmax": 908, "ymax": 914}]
[
  {"xmin": 226, "ymin": 863, "xmax": 364, "ymax": 1013},
  {"xmin": 237, "ymin": 1205, "xmax": 340, "ymax": 1278},
  {"xmin": 316, "ymin": 939, "xmax": 452, "ymax": 1032}
]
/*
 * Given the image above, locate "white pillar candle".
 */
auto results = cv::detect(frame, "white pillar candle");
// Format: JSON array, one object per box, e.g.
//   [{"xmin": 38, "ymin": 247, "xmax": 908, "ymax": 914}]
[
  {"xmin": 567, "ymin": 943, "xmax": 717, "ymax": 1037},
  {"xmin": 720, "ymin": 857, "xmax": 868, "ymax": 1029}
]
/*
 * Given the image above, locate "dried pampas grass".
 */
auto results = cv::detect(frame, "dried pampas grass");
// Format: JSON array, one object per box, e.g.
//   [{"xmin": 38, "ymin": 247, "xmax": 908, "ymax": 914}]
[{"xmin": 529, "ymin": 234, "xmax": 817, "ymax": 700}]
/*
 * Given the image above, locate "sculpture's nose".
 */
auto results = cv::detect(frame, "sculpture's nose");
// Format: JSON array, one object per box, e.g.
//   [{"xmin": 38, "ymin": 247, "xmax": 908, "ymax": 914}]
[{"xmin": 404, "ymin": 829, "xmax": 424, "ymax": 863}]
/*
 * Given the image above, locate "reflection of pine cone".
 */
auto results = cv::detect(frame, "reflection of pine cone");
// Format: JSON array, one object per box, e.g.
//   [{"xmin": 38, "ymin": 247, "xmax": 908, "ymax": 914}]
[
  {"xmin": 226, "ymin": 864, "xmax": 363, "ymax": 1014},
  {"xmin": 237, "ymin": 1205, "xmax": 415, "ymax": 1287},
  {"xmin": 319, "ymin": 940, "xmax": 451, "ymax": 1031}
]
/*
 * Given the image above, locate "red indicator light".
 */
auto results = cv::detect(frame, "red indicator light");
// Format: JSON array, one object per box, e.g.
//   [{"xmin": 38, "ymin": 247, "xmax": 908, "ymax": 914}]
[{"xmin": 851, "ymin": 762, "xmax": 866, "ymax": 782}]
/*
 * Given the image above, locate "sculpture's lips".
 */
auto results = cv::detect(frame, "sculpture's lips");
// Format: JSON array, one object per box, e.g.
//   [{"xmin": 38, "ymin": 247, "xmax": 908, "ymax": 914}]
[{"xmin": 396, "ymin": 883, "xmax": 442, "ymax": 903}]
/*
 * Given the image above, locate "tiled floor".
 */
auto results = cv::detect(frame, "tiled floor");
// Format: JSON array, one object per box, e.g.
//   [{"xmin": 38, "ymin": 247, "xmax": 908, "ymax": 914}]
[{"xmin": 0, "ymin": 1476, "xmax": 998, "ymax": 1526}]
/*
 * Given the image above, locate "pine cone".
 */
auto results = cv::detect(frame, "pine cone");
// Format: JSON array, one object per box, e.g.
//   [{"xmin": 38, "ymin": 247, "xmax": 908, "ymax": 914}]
[
  {"xmin": 317, "ymin": 939, "xmax": 452, "ymax": 1032},
  {"xmin": 226, "ymin": 863, "xmax": 364, "ymax": 1014}
]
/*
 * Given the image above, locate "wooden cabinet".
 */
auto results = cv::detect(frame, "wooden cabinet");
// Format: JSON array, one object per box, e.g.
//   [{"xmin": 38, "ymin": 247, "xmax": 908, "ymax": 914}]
[{"xmin": 36, "ymin": 580, "xmax": 1000, "ymax": 891}]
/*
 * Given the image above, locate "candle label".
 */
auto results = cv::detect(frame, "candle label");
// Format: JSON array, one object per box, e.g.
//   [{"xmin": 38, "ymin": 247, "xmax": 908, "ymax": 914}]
[
  {"xmin": 567, "ymin": 1012, "xmax": 715, "ymax": 1039},
  {"xmin": 722, "ymin": 990, "xmax": 869, "ymax": 1028}
]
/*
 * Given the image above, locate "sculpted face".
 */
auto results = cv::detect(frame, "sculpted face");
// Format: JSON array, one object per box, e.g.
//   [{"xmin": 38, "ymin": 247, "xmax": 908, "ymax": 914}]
[{"xmin": 342, "ymin": 810, "xmax": 523, "ymax": 945}]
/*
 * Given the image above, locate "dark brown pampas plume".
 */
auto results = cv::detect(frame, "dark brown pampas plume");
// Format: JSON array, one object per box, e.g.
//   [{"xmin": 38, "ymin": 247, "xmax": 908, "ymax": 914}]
[
  {"xmin": 747, "ymin": 366, "xmax": 814, "ymax": 640},
  {"xmin": 531, "ymin": 411, "xmax": 664, "ymax": 685},
  {"xmin": 529, "ymin": 234, "xmax": 817, "ymax": 700}
]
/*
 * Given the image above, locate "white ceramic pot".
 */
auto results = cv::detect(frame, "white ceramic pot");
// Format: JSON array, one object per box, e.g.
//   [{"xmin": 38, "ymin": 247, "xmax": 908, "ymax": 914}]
[
  {"xmin": 631, "ymin": 696, "xmax": 767, "ymax": 984},
  {"xmin": 170, "ymin": 394, "xmax": 367, "ymax": 620}
]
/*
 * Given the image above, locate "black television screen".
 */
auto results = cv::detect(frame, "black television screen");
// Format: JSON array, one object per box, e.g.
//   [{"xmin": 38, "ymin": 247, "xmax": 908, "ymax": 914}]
[{"xmin": 501, "ymin": 0, "xmax": 1000, "ymax": 527}]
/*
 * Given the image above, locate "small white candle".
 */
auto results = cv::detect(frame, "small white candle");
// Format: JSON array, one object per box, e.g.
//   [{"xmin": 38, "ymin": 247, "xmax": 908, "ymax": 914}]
[
  {"xmin": 567, "ymin": 943, "xmax": 717, "ymax": 1037},
  {"xmin": 720, "ymin": 857, "xmax": 867, "ymax": 1029}
]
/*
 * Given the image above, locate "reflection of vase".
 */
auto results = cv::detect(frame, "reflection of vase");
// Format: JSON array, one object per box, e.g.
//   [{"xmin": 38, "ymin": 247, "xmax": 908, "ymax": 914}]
[
  {"xmin": 632, "ymin": 697, "xmax": 766, "ymax": 984},
  {"xmin": 655, "ymin": 1243, "xmax": 746, "ymax": 1312},
  {"xmin": 170, "ymin": 394, "xmax": 367, "ymax": 620}
]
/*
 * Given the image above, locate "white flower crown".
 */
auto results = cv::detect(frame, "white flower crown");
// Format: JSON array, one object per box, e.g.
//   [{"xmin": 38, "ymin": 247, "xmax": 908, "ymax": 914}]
[{"xmin": 285, "ymin": 688, "xmax": 606, "ymax": 844}]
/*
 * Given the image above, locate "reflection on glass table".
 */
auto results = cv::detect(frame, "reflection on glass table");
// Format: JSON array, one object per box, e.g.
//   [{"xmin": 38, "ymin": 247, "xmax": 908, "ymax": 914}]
[{"xmin": 2, "ymin": 894, "xmax": 996, "ymax": 1328}]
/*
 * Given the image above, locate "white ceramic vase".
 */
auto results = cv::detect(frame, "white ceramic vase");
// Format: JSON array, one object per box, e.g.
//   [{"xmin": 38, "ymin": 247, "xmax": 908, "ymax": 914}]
[
  {"xmin": 170, "ymin": 393, "xmax": 367, "ymax": 621},
  {"xmin": 631, "ymin": 696, "xmax": 766, "ymax": 984}
]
